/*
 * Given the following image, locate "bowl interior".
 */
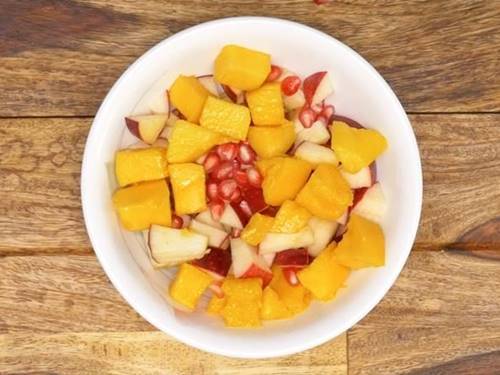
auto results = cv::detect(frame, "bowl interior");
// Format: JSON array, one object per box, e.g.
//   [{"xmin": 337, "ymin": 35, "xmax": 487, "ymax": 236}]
[{"xmin": 82, "ymin": 17, "xmax": 422, "ymax": 358}]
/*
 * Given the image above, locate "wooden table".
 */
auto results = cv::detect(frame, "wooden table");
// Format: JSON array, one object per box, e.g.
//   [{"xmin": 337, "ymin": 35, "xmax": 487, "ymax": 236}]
[{"xmin": 1, "ymin": 1, "xmax": 499, "ymax": 374}]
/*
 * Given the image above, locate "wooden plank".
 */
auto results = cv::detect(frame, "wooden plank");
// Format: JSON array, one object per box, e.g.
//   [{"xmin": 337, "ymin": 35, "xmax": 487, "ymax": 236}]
[
  {"xmin": 0, "ymin": 331, "xmax": 347, "ymax": 375},
  {"xmin": 348, "ymin": 250, "xmax": 500, "ymax": 374},
  {"xmin": 1, "ymin": 115, "xmax": 499, "ymax": 255},
  {"xmin": 0, "ymin": 0, "xmax": 499, "ymax": 116}
]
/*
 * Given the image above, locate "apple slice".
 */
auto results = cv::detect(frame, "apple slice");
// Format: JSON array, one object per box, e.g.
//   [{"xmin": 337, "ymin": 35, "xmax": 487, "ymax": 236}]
[
  {"xmin": 231, "ymin": 238, "xmax": 273, "ymax": 286},
  {"xmin": 125, "ymin": 114, "xmax": 168, "ymax": 144},
  {"xmin": 195, "ymin": 210, "xmax": 226, "ymax": 230},
  {"xmin": 351, "ymin": 182, "xmax": 387, "ymax": 223},
  {"xmin": 148, "ymin": 225, "xmax": 208, "ymax": 266},
  {"xmin": 197, "ymin": 75, "xmax": 222, "ymax": 96},
  {"xmin": 227, "ymin": 201, "xmax": 252, "ymax": 227},
  {"xmin": 261, "ymin": 253, "xmax": 276, "ymax": 268},
  {"xmin": 191, "ymin": 247, "xmax": 232, "ymax": 277},
  {"xmin": 336, "ymin": 211, "xmax": 349, "ymax": 225},
  {"xmin": 282, "ymin": 267, "xmax": 300, "ymax": 286},
  {"xmin": 189, "ymin": 220, "xmax": 230, "ymax": 249},
  {"xmin": 296, "ymin": 119, "xmax": 330, "ymax": 144},
  {"xmin": 283, "ymin": 89, "xmax": 306, "ymax": 111},
  {"xmin": 295, "ymin": 142, "xmax": 338, "ymax": 166},
  {"xmin": 307, "ymin": 217, "xmax": 338, "ymax": 256},
  {"xmin": 341, "ymin": 166, "xmax": 373, "ymax": 189},
  {"xmin": 241, "ymin": 187, "xmax": 268, "ymax": 214},
  {"xmin": 222, "ymin": 85, "xmax": 245, "ymax": 104},
  {"xmin": 219, "ymin": 203, "xmax": 244, "ymax": 229},
  {"xmin": 259, "ymin": 226, "xmax": 315, "ymax": 254},
  {"xmin": 303, "ymin": 71, "xmax": 333, "ymax": 106},
  {"xmin": 134, "ymin": 85, "xmax": 170, "ymax": 115},
  {"xmin": 274, "ymin": 248, "xmax": 309, "ymax": 267}
]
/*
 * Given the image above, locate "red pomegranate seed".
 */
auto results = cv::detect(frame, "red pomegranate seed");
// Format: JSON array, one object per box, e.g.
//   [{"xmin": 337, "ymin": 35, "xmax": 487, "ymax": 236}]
[
  {"xmin": 239, "ymin": 200, "xmax": 253, "ymax": 217},
  {"xmin": 319, "ymin": 104, "xmax": 335, "ymax": 123},
  {"xmin": 283, "ymin": 268, "xmax": 299, "ymax": 286},
  {"xmin": 238, "ymin": 143, "xmax": 256, "ymax": 164},
  {"xmin": 203, "ymin": 152, "xmax": 221, "ymax": 173},
  {"xmin": 209, "ymin": 199, "xmax": 225, "ymax": 221},
  {"xmin": 171, "ymin": 214, "xmax": 184, "ymax": 229},
  {"xmin": 266, "ymin": 65, "xmax": 283, "ymax": 82},
  {"xmin": 229, "ymin": 186, "xmax": 242, "ymax": 202},
  {"xmin": 281, "ymin": 75, "xmax": 301, "ymax": 96},
  {"xmin": 216, "ymin": 143, "xmax": 238, "ymax": 161},
  {"xmin": 234, "ymin": 170, "xmax": 249, "ymax": 186},
  {"xmin": 299, "ymin": 107, "xmax": 316, "ymax": 128},
  {"xmin": 206, "ymin": 181, "xmax": 219, "ymax": 200},
  {"xmin": 218, "ymin": 179, "xmax": 238, "ymax": 200},
  {"xmin": 213, "ymin": 161, "xmax": 234, "ymax": 180},
  {"xmin": 246, "ymin": 167, "xmax": 263, "ymax": 187},
  {"xmin": 311, "ymin": 102, "xmax": 324, "ymax": 114},
  {"xmin": 231, "ymin": 228, "xmax": 242, "ymax": 238}
]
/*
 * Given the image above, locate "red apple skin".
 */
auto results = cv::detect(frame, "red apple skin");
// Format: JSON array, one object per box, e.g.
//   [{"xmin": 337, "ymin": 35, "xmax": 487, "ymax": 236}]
[
  {"xmin": 303, "ymin": 71, "xmax": 327, "ymax": 104},
  {"xmin": 241, "ymin": 187, "xmax": 268, "ymax": 214},
  {"xmin": 125, "ymin": 117, "xmax": 141, "ymax": 139},
  {"xmin": 260, "ymin": 205, "xmax": 279, "ymax": 217},
  {"xmin": 229, "ymin": 202, "xmax": 252, "ymax": 227},
  {"xmin": 333, "ymin": 224, "xmax": 347, "ymax": 242},
  {"xmin": 282, "ymin": 267, "xmax": 300, "ymax": 286},
  {"xmin": 350, "ymin": 187, "xmax": 369, "ymax": 213},
  {"xmin": 222, "ymin": 85, "xmax": 238, "ymax": 102},
  {"xmin": 274, "ymin": 248, "xmax": 310, "ymax": 267},
  {"xmin": 191, "ymin": 247, "xmax": 232, "ymax": 277},
  {"xmin": 370, "ymin": 161, "xmax": 377, "ymax": 185},
  {"xmin": 242, "ymin": 264, "xmax": 273, "ymax": 287}
]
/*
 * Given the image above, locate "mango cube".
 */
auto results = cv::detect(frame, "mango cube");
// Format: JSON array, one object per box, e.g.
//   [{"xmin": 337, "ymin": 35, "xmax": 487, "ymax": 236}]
[
  {"xmin": 269, "ymin": 266, "xmax": 310, "ymax": 315},
  {"xmin": 331, "ymin": 121, "xmax": 388, "ymax": 173},
  {"xmin": 297, "ymin": 242, "xmax": 350, "ymax": 301},
  {"xmin": 214, "ymin": 44, "xmax": 271, "ymax": 91},
  {"xmin": 167, "ymin": 120, "xmax": 222, "ymax": 163},
  {"xmin": 247, "ymin": 121, "xmax": 295, "ymax": 158},
  {"xmin": 246, "ymin": 83, "xmax": 285, "ymax": 126},
  {"xmin": 200, "ymin": 96, "xmax": 251, "ymax": 140},
  {"xmin": 295, "ymin": 164, "xmax": 353, "ymax": 221},
  {"xmin": 241, "ymin": 213, "xmax": 274, "ymax": 246},
  {"xmin": 170, "ymin": 75, "xmax": 211, "ymax": 122},
  {"xmin": 115, "ymin": 147, "xmax": 168, "ymax": 187},
  {"xmin": 220, "ymin": 278, "xmax": 263, "ymax": 328},
  {"xmin": 256, "ymin": 157, "xmax": 285, "ymax": 177},
  {"xmin": 334, "ymin": 214, "xmax": 385, "ymax": 268},
  {"xmin": 262, "ymin": 157, "xmax": 312, "ymax": 206},
  {"xmin": 271, "ymin": 200, "xmax": 311, "ymax": 233},
  {"xmin": 112, "ymin": 179, "xmax": 171, "ymax": 231},
  {"xmin": 207, "ymin": 295, "xmax": 226, "ymax": 315},
  {"xmin": 261, "ymin": 287, "xmax": 291, "ymax": 320},
  {"xmin": 168, "ymin": 163, "xmax": 206, "ymax": 215},
  {"xmin": 169, "ymin": 263, "xmax": 213, "ymax": 310}
]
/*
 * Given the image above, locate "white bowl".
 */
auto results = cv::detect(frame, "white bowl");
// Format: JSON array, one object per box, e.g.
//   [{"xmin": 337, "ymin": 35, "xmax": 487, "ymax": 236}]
[{"xmin": 81, "ymin": 17, "xmax": 422, "ymax": 359}]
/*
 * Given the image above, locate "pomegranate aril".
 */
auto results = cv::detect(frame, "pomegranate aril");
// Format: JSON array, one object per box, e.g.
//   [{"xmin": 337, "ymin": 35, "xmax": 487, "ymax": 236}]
[
  {"xmin": 234, "ymin": 170, "xmax": 249, "ymax": 186},
  {"xmin": 213, "ymin": 161, "xmax": 234, "ymax": 180},
  {"xmin": 203, "ymin": 153, "xmax": 221, "ymax": 173},
  {"xmin": 319, "ymin": 104, "xmax": 335, "ymax": 123},
  {"xmin": 206, "ymin": 181, "xmax": 219, "ymax": 200},
  {"xmin": 209, "ymin": 199, "xmax": 225, "ymax": 221},
  {"xmin": 238, "ymin": 143, "xmax": 256, "ymax": 164},
  {"xmin": 283, "ymin": 268, "xmax": 299, "ymax": 286},
  {"xmin": 267, "ymin": 65, "xmax": 283, "ymax": 82},
  {"xmin": 299, "ymin": 107, "xmax": 316, "ymax": 128},
  {"xmin": 216, "ymin": 143, "xmax": 238, "ymax": 161},
  {"xmin": 229, "ymin": 186, "xmax": 242, "ymax": 203},
  {"xmin": 171, "ymin": 214, "xmax": 184, "ymax": 229},
  {"xmin": 218, "ymin": 179, "xmax": 238, "ymax": 200},
  {"xmin": 246, "ymin": 167, "xmax": 263, "ymax": 187},
  {"xmin": 311, "ymin": 102, "xmax": 324, "ymax": 114},
  {"xmin": 281, "ymin": 75, "xmax": 301, "ymax": 96},
  {"xmin": 239, "ymin": 200, "xmax": 253, "ymax": 217}
]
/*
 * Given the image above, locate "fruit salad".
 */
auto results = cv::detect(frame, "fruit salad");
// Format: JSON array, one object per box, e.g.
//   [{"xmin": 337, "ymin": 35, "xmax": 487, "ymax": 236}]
[{"xmin": 112, "ymin": 44, "xmax": 388, "ymax": 328}]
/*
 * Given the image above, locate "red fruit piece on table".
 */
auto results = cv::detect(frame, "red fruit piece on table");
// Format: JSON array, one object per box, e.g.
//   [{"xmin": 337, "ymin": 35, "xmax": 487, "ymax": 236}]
[
  {"xmin": 299, "ymin": 106, "xmax": 316, "ymax": 128},
  {"xmin": 241, "ymin": 186, "xmax": 268, "ymax": 213},
  {"xmin": 283, "ymin": 267, "xmax": 300, "ymax": 286},
  {"xmin": 171, "ymin": 214, "xmax": 184, "ymax": 229},
  {"xmin": 281, "ymin": 75, "xmax": 301, "ymax": 96},
  {"xmin": 203, "ymin": 152, "xmax": 221, "ymax": 173},
  {"xmin": 274, "ymin": 248, "xmax": 310, "ymax": 267},
  {"xmin": 216, "ymin": 143, "xmax": 238, "ymax": 161},
  {"xmin": 209, "ymin": 198, "xmax": 225, "ymax": 221},
  {"xmin": 234, "ymin": 170, "xmax": 249, "ymax": 186},
  {"xmin": 266, "ymin": 65, "xmax": 283, "ymax": 82},
  {"xmin": 206, "ymin": 180, "xmax": 219, "ymax": 200},
  {"xmin": 238, "ymin": 143, "xmax": 257, "ymax": 164},
  {"xmin": 218, "ymin": 179, "xmax": 238, "ymax": 200},
  {"xmin": 246, "ymin": 167, "xmax": 263, "ymax": 188},
  {"xmin": 191, "ymin": 247, "xmax": 232, "ymax": 277},
  {"xmin": 213, "ymin": 161, "xmax": 234, "ymax": 180}
]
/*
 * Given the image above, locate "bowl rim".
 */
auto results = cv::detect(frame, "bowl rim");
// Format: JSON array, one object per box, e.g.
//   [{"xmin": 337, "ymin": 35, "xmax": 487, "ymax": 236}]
[{"xmin": 81, "ymin": 16, "xmax": 423, "ymax": 358}]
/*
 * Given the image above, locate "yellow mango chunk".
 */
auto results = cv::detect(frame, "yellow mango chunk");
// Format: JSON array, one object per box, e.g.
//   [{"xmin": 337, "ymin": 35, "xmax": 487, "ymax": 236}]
[
  {"xmin": 112, "ymin": 179, "xmax": 171, "ymax": 231},
  {"xmin": 220, "ymin": 278, "xmax": 263, "ymax": 328},
  {"xmin": 331, "ymin": 121, "xmax": 388, "ymax": 173},
  {"xmin": 246, "ymin": 83, "xmax": 285, "ymax": 126},
  {"xmin": 169, "ymin": 75, "xmax": 211, "ymax": 122},
  {"xmin": 295, "ymin": 164, "xmax": 353, "ymax": 221},
  {"xmin": 262, "ymin": 157, "xmax": 312, "ymax": 206},
  {"xmin": 261, "ymin": 287, "xmax": 291, "ymax": 320},
  {"xmin": 297, "ymin": 242, "xmax": 350, "ymax": 301},
  {"xmin": 168, "ymin": 163, "xmax": 206, "ymax": 215},
  {"xmin": 200, "ymin": 96, "xmax": 251, "ymax": 140},
  {"xmin": 269, "ymin": 266, "xmax": 310, "ymax": 316},
  {"xmin": 335, "ymin": 214, "xmax": 385, "ymax": 268},
  {"xmin": 167, "ymin": 120, "xmax": 222, "ymax": 163},
  {"xmin": 271, "ymin": 200, "xmax": 311, "ymax": 233},
  {"xmin": 169, "ymin": 263, "xmax": 213, "ymax": 310},
  {"xmin": 247, "ymin": 121, "xmax": 295, "ymax": 158},
  {"xmin": 256, "ymin": 157, "xmax": 285, "ymax": 177},
  {"xmin": 115, "ymin": 147, "xmax": 168, "ymax": 187},
  {"xmin": 241, "ymin": 213, "xmax": 274, "ymax": 246},
  {"xmin": 207, "ymin": 295, "xmax": 226, "ymax": 315},
  {"xmin": 214, "ymin": 44, "xmax": 271, "ymax": 91}
]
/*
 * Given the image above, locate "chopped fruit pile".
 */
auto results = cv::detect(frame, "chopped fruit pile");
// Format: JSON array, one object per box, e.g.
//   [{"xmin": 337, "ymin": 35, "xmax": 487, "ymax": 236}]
[{"xmin": 112, "ymin": 44, "xmax": 389, "ymax": 328}]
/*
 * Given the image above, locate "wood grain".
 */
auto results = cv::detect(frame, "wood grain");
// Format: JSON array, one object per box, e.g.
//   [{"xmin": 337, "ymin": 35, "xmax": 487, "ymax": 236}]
[
  {"xmin": 1, "ymin": 115, "xmax": 499, "ymax": 256},
  {"xmin": 0, "ymin": 0, "xmax": 499, "ymax": 116},
  {"xmin": 348, "ymin": 250, "xmax": 500, "ymax": 374}
]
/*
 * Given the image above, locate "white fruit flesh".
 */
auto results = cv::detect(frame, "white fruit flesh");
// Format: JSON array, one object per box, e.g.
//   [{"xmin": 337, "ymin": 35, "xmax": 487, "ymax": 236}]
[
  {"xmin": 259, "ymin": 226, "xmax": 315, "ymax": 254},
  {"xmin": 341, "ymin": 166, "xmax": 372, "ymax": 189},
  {"xmin": 283, "ymin": 89, "xmax": 306, "ymax": 110},
  {"xmin": 307, "ymin": 217, "xmax": 338, "ymax": 257},
  {"xmin": 231, "ymin": 238, "xmax": 270, "ymax": 277},
  {"xmin": 352, "ymin": 182, "xmax": 387, "ymax": 223},
  {"xmin": 148, "ymin": 225, "xmax": 208, "ymax": 265},
  {"xmin": 219, "ymin": 204, "xmax": 244, "ymax": 229},
  {"xmin": 189, "ymin": 220, "xmax": 229, "ymax": 248},
  {"xmin": 296, "ymin": 121, "xmax": 330, "ymax": 144},
  {"xmin": 295, "ymin": 142, "xmax": 338, "ymax": 166},
  {"xmin": 126, "ymin": 114, "xmax": 168, "ymax": 144},
  {"xmin": 261, "ymin": 253, "xmax": 276, "ymax": 268},
  {"xmin": 195, "ymin": 210, "xmax": 225, "ymax": 230},
  {"xmin": 311, "ymin": 73, "xmax": 334, "ymax": 105},
  {"xmin": 198, "ymin": 75, "xmax": 220, "ymax": 96}
]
